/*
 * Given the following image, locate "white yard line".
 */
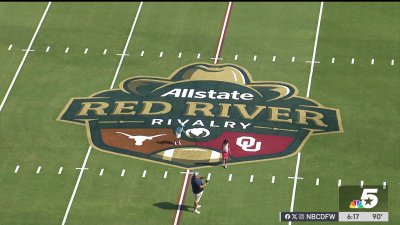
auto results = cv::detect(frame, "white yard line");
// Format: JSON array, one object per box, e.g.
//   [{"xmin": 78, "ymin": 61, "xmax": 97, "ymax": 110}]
[
  {"xmin": 305, "ymin": 2, "xmax": 324, "ymax": 99},
  {"xmin": 61, "ymin": 3, "xmax": 143, "ymax": 225},
  {"xmin": 61, "ymin": 147, "xmax": 92, "ymax": 225},
  {"xmin": 289, "ymin": 3, "xmax": 324, "ymax": 225},
  {"xmin": 173, "ymin": 169, "xmax": 190, "ymax": 225},
  {"xmin": 110, "ymin": 2, "xmax": 143, "ymax": 89},
  {"xmin": 213, "ymin": 1, "xmax": 232, "ymax": 64},
  {"xmin": 0, "ymin": 2, "xmax": 52, "ymax": 113}
]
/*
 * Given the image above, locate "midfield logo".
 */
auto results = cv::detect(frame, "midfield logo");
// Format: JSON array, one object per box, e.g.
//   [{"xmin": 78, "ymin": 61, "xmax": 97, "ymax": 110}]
[{"xmin": 58, "ymin": 63, "xmax": 343, "ymax": 168}]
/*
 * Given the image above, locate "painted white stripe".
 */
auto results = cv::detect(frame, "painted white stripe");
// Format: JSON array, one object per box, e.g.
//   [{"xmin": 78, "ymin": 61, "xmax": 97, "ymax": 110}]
[
  {"xmin": 14, "ymin": 165, "xmax": 20, "ymax": 173},
  {"xmin": 213, "ymin": 1, "xmax": 232, "ymax": 64},
  {"xmin": 36, "ymin": 166, "xmax": 42, "ymax": 174},
  {"xmin": 291, "ymin": 56, "xmax": 295, "ymax": 62},
  {"xmin": 305, "ymin": 2, "xmax": 323, "ymax": 99},
  {"xmin": 180, "ymin": 171, "xmax": 194, "ymax": 174},
  {"xmin": 272, "ymin": 176, "xmax": 275, "ymax": 184},
  {"xmin": 0, "ymin": 2, "xmax": 51, "ymax": 113},
  {"xmin": 163, "ymin": 149, "xmax": 174, "ymax": 158},
  {"xmin": 391, "ymin": 59, "xmax": 394, "ymax": 65},
  {"xmin": 351, "ymin": 58, "xmax": 355, "ymax": 64},
  {"xmin": 210, "ymin": 150, "xmax": 220, "ymax": 159},
  {"xmin": 207, "ymin": 173, "xmax": 211, "ymax": 180},
  {"xmin": 8, "ymin": 44, "xmax": 13, "ymax": 50},
  {"xmin": 178, "ymin": 52, "xmax": 182, "ymax": 58},
  {"xmin": 383, "ymin": 181, "xmax": 386, "ymax": 189},
  {"xmin": 289, "ymin": 7, "xmax": 323, "ymax": 223},
  {"xmin": 228, "ymin": 174, "xmax": 232, "ymax": 181},
  {"xmin": 197, "ymin": 53, "xmax": 201, "ymax": 59},
  {"xmin": 234, "ymin": 54, "xmax": 238, "ymax": 60},
  {"xmin": 371, "ymin": 59, "xmax": 374, "ymax": 65},
  {"xmin": 360, "ymin": 180, "xmax": 364, "ymax": 188},
  {"xmin": 331, "ymin": 57, "xmax": 335, "ymax": 64},
  {"xmin": 316, "ymin": 178, "xmax": 319, "ymax": 186},
  {"xmin": 84, "ymin": 48, "xmax": 88, "ymax": 54},
  {"xmin": 272, "ymin": 55, "xmax": 276, "ymax": 62},
  {"xmin": 163, "ymin": 171, "xmax": 168, "ymax": 179},
  {"xmin": 289, "ymin": 152, "xmax": 302, "ymax": 220},
  {"xmin": 159, "ymin": 51, "xmax": 163, "ymax": 58},
  {"xmin": 173, "ymin": 169, "xmax": 190, "ymax": 225},
  {"xmin": 65, "ymin": 47, "xmax": 69, "ymax": 53},
  {"xmin": 58, "ymin": 167, "xmax": 63, "ymax": 175},
  {"xmin": 62, "ymin": 146, "xmax": 92, "ymax": 225},
  {"xmin": 253, "ymin": 55, "xmax": 257, "ymax": 61},
  {"xmin": 338, "ymin": 179, "xmax": 342, "ymax": 187},
  {"xmin": 140, "ymin": 50, "xmax": 144, "ymax": 56},
  {"xmin": 250, "ymin": 175, "xmax": 254, "ymax": 183},
  {"xmin": 121, "ymin": 169, "xmax": 126, "ymax": 177},
  {"xmin": 110, "ymin": 2, "xmax": 143, "ymax": 89},
  {"xmin": 103, "ymin": 49, "xmax": 107, "ymax": 55},
  {"xmin": 99, "ymin": 168, "xmax": 104, "ymax": 176},
  {"xmin": 46, "ymin": 46, "xmax": 50, "ymax": 52},
  {"xmin": 142, "ymin": 170, "xmax": 147, "ymax": 178}
]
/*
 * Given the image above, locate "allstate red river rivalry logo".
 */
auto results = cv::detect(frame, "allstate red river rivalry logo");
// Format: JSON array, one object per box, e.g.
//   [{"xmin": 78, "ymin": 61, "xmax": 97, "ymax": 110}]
[{"xmin": 58, "ymin": 63, "xmax": 343, "ymax": 168}]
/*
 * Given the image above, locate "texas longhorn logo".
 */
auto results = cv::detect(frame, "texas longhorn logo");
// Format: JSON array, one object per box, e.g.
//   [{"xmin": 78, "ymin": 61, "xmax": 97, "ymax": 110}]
[{"xmin": 58, "ymin": 63, "xmax": 343, "ymax": 168}]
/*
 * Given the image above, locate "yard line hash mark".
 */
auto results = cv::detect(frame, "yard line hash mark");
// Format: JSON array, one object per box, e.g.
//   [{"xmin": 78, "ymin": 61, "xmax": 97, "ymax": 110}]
[
  {"xmin": 140, "ymin": 50, "xmax": 144, "ymax": 56},
  {"xmin": 142, "ymin": 170, "xmax": 147, "ymax": 178},
  {"xmin": 338, "ymin": 179, "xmax": 342, "ymax": 187},
  {"xmin": 331, "ymin": 57, "xmax": 335, "ymax": 63},
  {"xmin": 46, "ymin": 46, "xmax": 50, "ymax": 52},
  {"xmin": 84, "ymin": 48, "xmax": 88, "ymax": 54},
  {"xmin": 14, "ymin": 165, "xmax": 20, "ymax": 173},
  {"xmin": 36, "ymin": 166, "xmax": 42, "ymax": 174},
  {"xmin": 121, "ymin": 169, "xmax": 125, "ymax": 177},
  {"xmin": 58, "ymin": 167, "xmax": 63, "ymax": 175},
  {"xmin": 197, "ymin": 53, "xmax": 201, "ymax": 59},
  {"xmin": 360, "ymin": 180, "xmax": 364, "ymax": 188},
  {"xmin": 250, "ymin": 175, "xmax": 254, "ymax": 183},
  {"xmin": 234, "ymin": 54, "xmax": 238, "ymax": 60},
  {"xmin": 228, "ymin": 174, "xmax": 232, "ymax": 181},
  {"xmin": 391, "ymin": 59, "xmax": 394, "ymax": 65},
  {"xmin": 103, "ymin": 49, "xmax": 107, "ymax": 55},
  {"xmin": 383, "ymin": 181, "xmax": 387, "ymax": 189},
  {"xmin": 291, "ymin": 56, "xmax": 295, "ymax": 62},
  {"xmin": 99, "ymin": 168, "xmax": 104, "ymax": 176},
  {"xmin": 351, "ymin": 58, "xmax": 355, "ymax": 64},
  {"xmin": 207, "ymin": 173, "xmax": 211, "ymax": 180},
  {"xmin": 272, "ymin": 176, "xmax": 275, "ymax": 184},
  {"xmin": 0, "ymin": 2, "xmax": 51, "ymax": 112},
  {"xmin": 8, "ymin": 44, "xmax": 13, "ymax": 50},
  {"xmin": 61, "ymin": 3, "xmax": 144, "ymax": 225},
  {"xmin": 159, "ymin": 51, "xmax": 163, "ymax": 57},
  {"xmin": 163, "ymin": 171, "xmax": 168, "ymax": 179},
  {"xmin": 178, "ymin": 52, "xmax": 182, "ymax": 58},
  {"xmin": 272, "ymin": 56, "xmax": 276, "ymax": 62},
  {"xmin": 316, "ymin": 178, "xmax": 320, "ymax": 186},
  {"xmin": 371, "ymin": 59, "xmax": 375, "ymax": 65},
  {"xmin": 253, "ymin": 55, "xmax": 257, "ymax": 61},
  {"xmin": 65, "ymin": 47, "xmax": 69, "ymax": 53}
]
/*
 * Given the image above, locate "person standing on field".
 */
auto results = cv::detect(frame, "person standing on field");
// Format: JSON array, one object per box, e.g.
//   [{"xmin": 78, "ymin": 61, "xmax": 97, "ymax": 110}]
[
  {"xmin": 221, "ymin": 139, "xmax": 230, "ymax": 168},
  {"xmin": 191, "ymin": 171, "xmax": 208, "ymax": 214},
  {"xmin": 174, "ymin": 124, "xmax": 185, "ymax": 145}
]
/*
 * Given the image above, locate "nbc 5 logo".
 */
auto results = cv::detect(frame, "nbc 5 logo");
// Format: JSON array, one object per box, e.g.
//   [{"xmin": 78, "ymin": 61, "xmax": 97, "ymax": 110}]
[
  {"xmin": 236, "ymin": 136, "xmax": 262, "ymax": 152},
  {"xmin": 360, "ymin": 188, "xmax": 379, "ymax": 209}
]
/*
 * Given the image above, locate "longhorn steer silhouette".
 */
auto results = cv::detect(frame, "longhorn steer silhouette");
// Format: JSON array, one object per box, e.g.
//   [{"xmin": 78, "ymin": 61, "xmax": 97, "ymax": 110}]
[{"xmin": 116, "ymin": 132, "xmax": 167, "ymax": 146}]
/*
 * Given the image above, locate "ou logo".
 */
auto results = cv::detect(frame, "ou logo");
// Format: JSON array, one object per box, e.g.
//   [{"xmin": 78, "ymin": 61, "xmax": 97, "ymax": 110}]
[{"xmin": 236, "ymin": 136, "xmax": 262, "ymax": 152}]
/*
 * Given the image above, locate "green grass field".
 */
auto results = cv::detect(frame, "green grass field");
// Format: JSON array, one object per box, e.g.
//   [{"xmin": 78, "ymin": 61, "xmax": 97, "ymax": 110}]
[{"xmin": 0, "ymin": 2, "xmax": 398, "ymax": 225}]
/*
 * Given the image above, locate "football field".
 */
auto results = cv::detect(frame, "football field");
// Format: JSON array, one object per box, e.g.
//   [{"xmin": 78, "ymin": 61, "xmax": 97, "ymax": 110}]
[{"xmin": 0, "ymin": 2, "xmax": 399, "ymax": 225}]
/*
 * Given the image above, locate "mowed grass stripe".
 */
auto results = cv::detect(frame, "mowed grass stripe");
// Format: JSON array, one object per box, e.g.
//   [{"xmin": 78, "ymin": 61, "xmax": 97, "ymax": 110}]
[
  {"xmin": 179, "ymin": 3, "xmax": 321, "ymax": 225},
  {"xmin": 293, "ymin": 3, "xmax": 400, "ymax": 225},
  {"xmin": 0, "ymin": 3, "xmax": 144, "ymax": 224}
]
